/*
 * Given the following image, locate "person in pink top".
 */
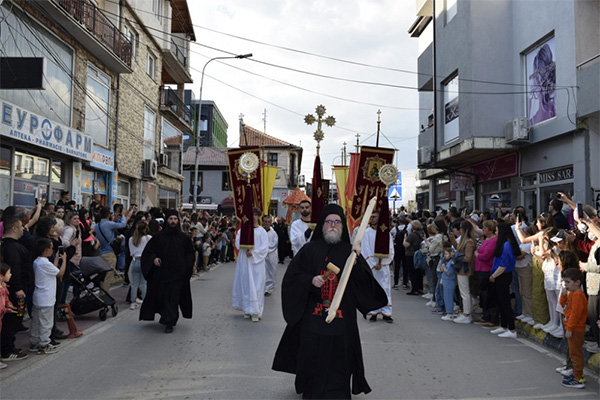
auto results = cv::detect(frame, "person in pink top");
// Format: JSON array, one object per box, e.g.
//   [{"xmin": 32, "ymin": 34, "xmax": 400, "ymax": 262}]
[{"xmin": 475, "ymin": 220, "xmax": 498, "ymax": 326}]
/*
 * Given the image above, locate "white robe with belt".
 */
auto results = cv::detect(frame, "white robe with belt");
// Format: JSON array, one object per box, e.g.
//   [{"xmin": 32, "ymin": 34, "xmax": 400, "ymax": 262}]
[
  {"xmin": 232, "ymin": 227, "xmax": 269, "ymax": 317},
  {"xmin": 361, "ymin": 227, "xmax": 394, "ymax": 317},
  {"xmin": 264, "ymin": 227, "xmax": 279, "ymax": 293}
]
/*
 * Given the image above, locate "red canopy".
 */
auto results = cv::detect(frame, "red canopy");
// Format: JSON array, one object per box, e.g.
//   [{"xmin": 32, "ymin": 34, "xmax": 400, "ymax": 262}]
[{"xmin": 283, "ymin": 187, "xmax": 310, "ymax": 205}]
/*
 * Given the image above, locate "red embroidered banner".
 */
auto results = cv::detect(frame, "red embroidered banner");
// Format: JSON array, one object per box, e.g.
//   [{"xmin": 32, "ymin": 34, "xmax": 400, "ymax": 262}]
[
  {"xmin": 349, "ymin": 146, "xmax": 395, "ymax": 257},
  {"xmin": 227, "ymin": 147, "xmax": 262, "ymax": 248}
]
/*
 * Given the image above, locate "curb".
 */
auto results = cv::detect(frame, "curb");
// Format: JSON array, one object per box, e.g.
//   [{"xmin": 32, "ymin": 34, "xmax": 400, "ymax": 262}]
[{"xmin": 515, "ymin": 320, "xmax": 600, "ymax": 375}]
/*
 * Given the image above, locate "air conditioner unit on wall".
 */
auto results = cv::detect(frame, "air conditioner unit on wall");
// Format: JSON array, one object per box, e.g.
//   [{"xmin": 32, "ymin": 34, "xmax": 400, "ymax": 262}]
[
  {"xmin": 158, "ymin": 153, "xmax": 169, "ymax": 166},
  {"xmin": 418, "ymin": 146, "xmax": 432, "ymax": 165},
  {"xmin": 143, "ymin": 159, "xmax": 158, "ymax": 179},
  {"xmin": 505, "ymin": 117, "xmax": 529, "ymax": 143}
]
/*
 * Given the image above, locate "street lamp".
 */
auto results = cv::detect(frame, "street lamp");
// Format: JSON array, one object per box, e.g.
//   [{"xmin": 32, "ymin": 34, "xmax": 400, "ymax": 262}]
[{"xmin": 192, "ymin": 53, "xmax": 252, "ymax": 211}]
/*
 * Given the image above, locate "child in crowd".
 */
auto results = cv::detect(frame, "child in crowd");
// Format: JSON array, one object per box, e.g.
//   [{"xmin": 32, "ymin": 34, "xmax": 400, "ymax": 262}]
[
  {"xmin": 29, "ymin": 238, "xmax": 67, "ymax": 355},
  {"xmin": 559, "ymin": 268, "xmax": 588, "ymax": 389},
  {"xmin": 440, "ymin": 244, "xmax": 457, "ymax": 321},
  {"xmin": 534, "ymin": 228, "xmax": 563, "ymax": 337},
  {"xmin": 128, "ymin": 222, "xmax": 151, "ymax": 310},
  {"xmin": 214, "ymin": 233, "xmax": 224, "ymax": 264},
  {"xmin": 202, "ymin": 234, "xmax": 213, "ymax": 271},
  {"xmin": 0, "ymin": 264, "xmax": 17, "ymax": 369}
]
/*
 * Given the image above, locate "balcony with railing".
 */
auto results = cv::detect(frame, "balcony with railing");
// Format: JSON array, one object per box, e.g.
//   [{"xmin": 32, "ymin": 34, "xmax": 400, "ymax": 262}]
[
  {"xmin": 32, "ymin": 0, "xmax": 131, "ymax": 73},
  {"xmin": 162, "ymin": 35, "xmax": 193, "ymax": 84},
  {"xmin": 160, "ymin": 86, "xmax": 193, "ymax": 133}
]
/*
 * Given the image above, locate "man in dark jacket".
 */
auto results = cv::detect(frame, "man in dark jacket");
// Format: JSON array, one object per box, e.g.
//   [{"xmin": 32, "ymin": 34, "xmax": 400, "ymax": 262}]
[
  {"xmin": 140, "ymin": 210, "xmax": 194, "ymax": 333},
  {"xmin": 274, "ymin": 217, "xmax": 290, "ymax": 264},
  {"xmin": 1, "ymin": 217, "xmax": 32, "ymax": 361},
  {"xmin": 272, "ymin": 204, "xmax": 387, "ymax": 398}
]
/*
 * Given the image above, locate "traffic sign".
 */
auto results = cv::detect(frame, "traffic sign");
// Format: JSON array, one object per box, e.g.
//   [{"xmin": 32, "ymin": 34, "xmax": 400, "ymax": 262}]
[
  {"xmin": 388, "ymin": 184, "xmax": 402, "ymax": 201},
  {"xmin": 488, "ymin": 194, "xmax": 502, "ymax": 203}
]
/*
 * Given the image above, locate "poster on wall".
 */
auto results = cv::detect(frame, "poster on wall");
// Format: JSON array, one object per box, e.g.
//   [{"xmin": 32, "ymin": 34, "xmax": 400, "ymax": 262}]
[
  {"xmin": 72, "ymin": 162, "xmax": 82, "ymax": 205},
  {"xmin": 526, "ymin": 37, "xmax": 556, "ymax": 126}
]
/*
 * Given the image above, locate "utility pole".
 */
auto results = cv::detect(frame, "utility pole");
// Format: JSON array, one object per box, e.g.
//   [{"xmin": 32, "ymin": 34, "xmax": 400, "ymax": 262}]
[
  {"xmin": 355, "ymin": 133, "xmax": 360, "ymax": 152},
  {"xmin": 262, "ymin": 108, "xmax": 267, "ymax": 134},
  {"xmin": 376, "ymin": 109, "xmax": 381, "ymax": 147}
]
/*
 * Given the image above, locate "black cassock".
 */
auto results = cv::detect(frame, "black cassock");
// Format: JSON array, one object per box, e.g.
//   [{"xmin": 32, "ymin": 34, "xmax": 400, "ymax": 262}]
[
  {"xmin": 140, "ymin": 227, "xmax": 195, "ymax": 326},
  {"xmin": 272, "ymin": 238, "xmax": 387, "ymax": 399}
]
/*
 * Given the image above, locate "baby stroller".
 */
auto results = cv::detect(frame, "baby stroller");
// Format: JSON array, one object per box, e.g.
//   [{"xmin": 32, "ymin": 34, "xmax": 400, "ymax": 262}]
[{"xmin": 69, "ymin": 256, "xmax": 118, "ymax": 321}]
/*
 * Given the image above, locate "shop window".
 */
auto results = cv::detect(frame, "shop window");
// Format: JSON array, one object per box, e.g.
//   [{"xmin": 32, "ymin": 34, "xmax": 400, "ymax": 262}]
[
  {"xmin": 85, "ymin": 65, "xmax": 111, "ymax": 147},
  {"xmin": 159, "ymin": 189, "xmax": 177, "ymax": 209},
  {"xmin": 51, "ymin": 161, "xmax": 66, "ymax": 183},
  {"xmin": 443, "ymin": 74, "xmax": 459, "ymax": 143},
  {"xmin": 1, "ymin": 147, "xmax": 11, "ymax": 176},
  {"xmin": 14, "ymin": 151, "xmax": 49, "ymax": 181},
  {"xmin": 117, "ymin": 181, "xmax": 130, "ymax": 209},
  {"xmin": 0, "ymin": 5, "xmax": 73, "ymax": 125},
  {"xmin": 189, "ymin": 171, "xmax": 203, "ymax": 195},
  {"xmin": 143, "ymin": 106, "xmax": 156, "ymax": 159}
]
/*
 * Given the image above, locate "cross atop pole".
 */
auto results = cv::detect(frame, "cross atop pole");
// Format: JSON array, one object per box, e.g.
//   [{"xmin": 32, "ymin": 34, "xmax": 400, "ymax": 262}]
[
  {"xmin": 304, "ymin": 105, "xmax": 336, "ymax": 156},
  {"xmin": 376, "ymin": 109, "xmax": 381, "ymax": 147}
]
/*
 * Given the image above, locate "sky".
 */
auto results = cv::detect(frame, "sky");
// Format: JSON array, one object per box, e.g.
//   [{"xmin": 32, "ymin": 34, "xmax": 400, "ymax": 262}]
[{"xmin": 186, "ymin": 0, "xmax": 421, "ymax": 180}]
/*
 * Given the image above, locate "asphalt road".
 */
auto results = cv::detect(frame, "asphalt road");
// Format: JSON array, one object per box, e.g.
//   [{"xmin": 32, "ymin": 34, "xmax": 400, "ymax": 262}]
[{"xmin": 1, "ymin": 259, "xmax": 599, "ymax": 399}]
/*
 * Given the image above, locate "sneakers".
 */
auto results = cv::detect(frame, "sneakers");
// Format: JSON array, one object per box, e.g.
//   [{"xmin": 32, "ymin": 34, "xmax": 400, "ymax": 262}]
[
  {"xmin": 549, "ymin": 327, "xmax": 564, "ymax": 338},
  {"xmin": 560, "ymin": 368, "xmax": 574, "ymax": 377},
  {"xmin": 251, "ymin": 315, "xmax": 260, "ymax": 322},
  {"xmin": 498, "ymin": 330, "xmax": 517, "ymax": 338},
  {"xmin": 542, "ymin": 323, "xmax": 557, "ymax": 333},
  {"xmin": 532, "ymin": 323, "xmax": 545, "ymax": 330},
  {"xmin": 561, "ymin": 376, "xmax": 585, "ymax": 389},
  {"xmin": 555, "ymin": 365, "xmax": 569, "ymax": 374},
  {"xmin": 441, "ymin": 314, "xmax": 455, "ymax": 321},
  {"xmin": 422, "ymin": 293, "xmax": 433, "ymax": 300},
  {"xmin": 0, "ymin": 351, "xmax": 28, "ymax": 361},
  {"xmin": 520, "ymin": 316, "xmax": 534, "ymax": 325},
  {"xmin": 584, "ymin": 342, "xmax": 600, "ymax": 353},
  {"xmin": 0, "ymin": 362, "xmax": 6, "ymax": 369},
  {"xmin": 130, "ymin": 303, "xmax": 138, "ymax": 310},
  {"xmin": 516, "ymin": 314, "xmax": 526, "ymax": 320},
  {"xmin": 425, "ymin": 301, "xmax": 436, "ymax": 307},
  {"xmin": 431, "ymin": 308, "xmax": 444, "ymax": 315},
  {"xmin": 392, "ymin": 285, "xmax": 399, "ymax": 290},
  {"xmin": 453, "ymin": 314, "xmax": 472, "ymax": 324},
  {"xmin": 382, "ymin": 316, "xmax": 394, "ymax": 323},
  {"xmin": 37, "ymin": 344, "xmax": 59, "ymax": 355},
  {"xmin": 490, "ymin": 327, "xmax": 506, "ymax": 334},
  {"xmin": 29, "ymin": 344, "xmax": 39, "ymax": 353},
  {"xmin": 243, "ymin": 314, "xmax": 251, "ymax": 319}
]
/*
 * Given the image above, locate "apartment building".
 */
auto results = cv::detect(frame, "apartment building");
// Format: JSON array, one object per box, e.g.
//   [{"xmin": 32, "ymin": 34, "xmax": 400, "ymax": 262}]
[
  {"xmin": 411, "ymin": 0, "xmax": 599, "ymax": 221},
  {"xmin": 0, "ymin": 0, "xmax": 194, "ymax": 211}
]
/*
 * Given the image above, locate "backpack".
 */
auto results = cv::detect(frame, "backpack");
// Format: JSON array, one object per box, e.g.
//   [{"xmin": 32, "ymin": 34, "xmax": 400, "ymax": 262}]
[
  {"xmin": 394, "ymin": 224, "xmax": 409, "ymax": 249},
  {"xmin": 414, "ymin": 249, "xmax": 428, "ymax": 270}
]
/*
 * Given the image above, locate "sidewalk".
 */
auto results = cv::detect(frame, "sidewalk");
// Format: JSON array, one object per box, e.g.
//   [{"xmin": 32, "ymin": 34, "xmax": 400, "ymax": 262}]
[{"xmin": 515, "ymin": 319, "xmax": 600, "ymax": 375}]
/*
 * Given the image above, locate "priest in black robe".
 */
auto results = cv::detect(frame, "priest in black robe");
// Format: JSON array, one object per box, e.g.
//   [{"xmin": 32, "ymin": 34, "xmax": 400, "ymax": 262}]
[
  {"xmin": 140, "ymin": 209, "xmax": 195, "ymax": 333},
  {"xmin": 272, "ymin": 204, "xmax": 387, "ymax": 399}
]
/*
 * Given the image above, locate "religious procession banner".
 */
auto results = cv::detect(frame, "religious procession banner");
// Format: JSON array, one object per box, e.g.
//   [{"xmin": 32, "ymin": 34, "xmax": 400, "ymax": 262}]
[
  {"xmin": 227, "ymin": 147, "xmax": 262, "ymax": 248},
  {"xmin": 344, "ymin": 153, "xmax": 360, "ymax": 229},
  {"xmin": 310, "ymin": 154, "xmax": 324, "ymax": 228},
  {"xmin": 332, "ymin": 166, "xmax": 349, "ymax": 212},
  {"xmin": 261, "ymin": 165, "xmax": 279, "ymax": 216},
  {"xmin": 349, "ymin": 146, "xmax": 395, "ymax": 257}
]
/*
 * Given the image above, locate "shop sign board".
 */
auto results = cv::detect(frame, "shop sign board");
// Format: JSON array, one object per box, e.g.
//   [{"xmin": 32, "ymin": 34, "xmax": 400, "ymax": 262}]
[
  {"xmin": 90, "ymin": 146, "xmax": 115, "ymax": 172},
  {"xmin": 1, "ymin": 99, "xmax": 93, "ymax": 161}
]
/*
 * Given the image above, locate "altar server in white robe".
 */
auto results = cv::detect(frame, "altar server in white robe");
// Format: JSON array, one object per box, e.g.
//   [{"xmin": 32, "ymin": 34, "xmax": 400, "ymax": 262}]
[
  {"xmin": 361, "ymin": 210, "xmax": 395, "ymax": 322},
  {"xmin": 232, "ymin": 208, "xmax": 269, "ymax": 322},
  {"xmin": 263, "ymin": 215, "xmax": 279, "ymax": 296}
]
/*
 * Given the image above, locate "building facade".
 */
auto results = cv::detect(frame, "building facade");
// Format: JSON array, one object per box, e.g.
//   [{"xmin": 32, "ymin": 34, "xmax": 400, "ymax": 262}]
[
  {"xmin": 412, "ymin": 0, "xmax": 599, "ymax": 221},
  {"xmin": 0, "ymin": 0, "xmax": 194, "ymax": 211}
]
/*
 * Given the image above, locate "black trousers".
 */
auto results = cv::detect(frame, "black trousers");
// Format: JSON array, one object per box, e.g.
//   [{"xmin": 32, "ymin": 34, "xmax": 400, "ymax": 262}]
[
  {"xmin": 494, "ymin": 272, "xmax": 515, "ymax": 330},
  {"xmin": 405, "ymin": 255, "xmax": 423, "ymax": 292},
  {"xmin": 393, "ymin": 250, "xmax": 404, "ymax": 286},
  {"xmin": 476, "ymin": 270, "xmax": 497, "ymax": 323}
]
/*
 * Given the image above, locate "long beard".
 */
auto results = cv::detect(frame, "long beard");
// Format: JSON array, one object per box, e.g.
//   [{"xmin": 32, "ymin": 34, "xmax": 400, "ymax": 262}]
[{"xmin": 323, "ymin": 228, "xmax": 342, "ymax": 244}]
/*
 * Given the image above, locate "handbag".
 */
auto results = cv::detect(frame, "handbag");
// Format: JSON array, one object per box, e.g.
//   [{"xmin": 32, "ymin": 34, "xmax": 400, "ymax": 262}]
[{"xmin": 98, "ymin": 223, "xmax": 123, "ymax": 256}]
